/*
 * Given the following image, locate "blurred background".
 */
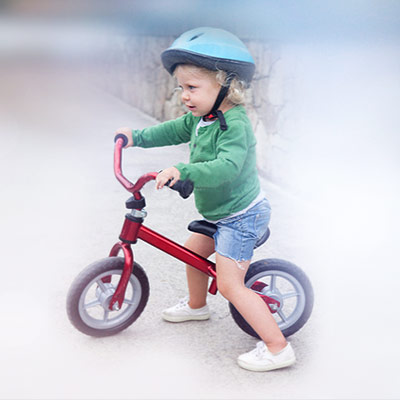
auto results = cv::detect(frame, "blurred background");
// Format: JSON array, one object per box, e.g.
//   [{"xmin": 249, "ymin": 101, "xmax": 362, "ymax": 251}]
[
  {"xmin": 0, "ymin": 1, "xmax": 399, "ymax": 399},
  {"xmin": 1, "ymin": 0, "xmax": 399, "ymax": 180}
]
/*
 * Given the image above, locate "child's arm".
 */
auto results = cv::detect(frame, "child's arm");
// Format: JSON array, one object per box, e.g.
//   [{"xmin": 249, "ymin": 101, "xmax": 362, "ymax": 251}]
[
  {"xmin": 114, "ymin": 113, "xmax": 195, "ymax": 149},
  {"xmin": 132, "ymin": 114, "xmax": 193, "ymax": 148}
]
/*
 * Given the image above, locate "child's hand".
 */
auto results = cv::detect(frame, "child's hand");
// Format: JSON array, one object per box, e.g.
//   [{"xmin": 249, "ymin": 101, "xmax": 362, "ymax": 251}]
[
  {"xmin": 114, "ymin": 127, "xmax": 133, "ymax": 148},
  {"xmin": 156, "ymin": 167, "xmax": 181, "ymax": 190}
]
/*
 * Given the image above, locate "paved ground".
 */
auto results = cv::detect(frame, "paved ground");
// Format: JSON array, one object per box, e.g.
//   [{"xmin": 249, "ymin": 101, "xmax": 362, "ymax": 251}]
[{"xmin": 1, "ymin": 46, "xmax": 399, "ymax": 399}]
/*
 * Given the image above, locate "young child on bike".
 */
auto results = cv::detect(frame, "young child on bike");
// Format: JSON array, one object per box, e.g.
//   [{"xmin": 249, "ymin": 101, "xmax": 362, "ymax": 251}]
[{"xmin": 115, "ymin": 27, "xmax": 296, "ymax": 372}]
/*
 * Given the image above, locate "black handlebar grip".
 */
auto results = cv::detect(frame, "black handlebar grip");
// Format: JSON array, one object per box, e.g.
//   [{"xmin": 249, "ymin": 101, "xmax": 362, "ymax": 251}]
[
  {"xmin": 114, "ymin": 133, "xmax": 129, "ymax": 147},
  {"xmin": 166, "ymin": 179, "xmax": 194, "ymax": 199}
]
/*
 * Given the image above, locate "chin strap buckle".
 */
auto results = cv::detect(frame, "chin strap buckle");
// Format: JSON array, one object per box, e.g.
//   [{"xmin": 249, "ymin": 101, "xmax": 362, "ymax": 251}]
[{"xmin": 203, "ymin": 110, "xmax": 228, "ymax": 131}]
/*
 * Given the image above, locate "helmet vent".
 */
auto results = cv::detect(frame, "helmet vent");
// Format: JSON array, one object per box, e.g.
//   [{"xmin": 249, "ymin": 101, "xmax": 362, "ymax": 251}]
[{"xmin": 189, "ymin": 33, "xmax": 204, "ymax": 41}]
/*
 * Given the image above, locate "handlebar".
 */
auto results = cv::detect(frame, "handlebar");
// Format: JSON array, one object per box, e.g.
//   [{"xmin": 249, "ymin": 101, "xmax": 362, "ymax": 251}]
[
  {"xmin": 113, "ymin": 134, "xmax": 193, "ymax": 199},
  {"xmin": 165, "ymin": 179, "xmax": 194, "ymax": 199},
  {"xmin": 114, "ymin": 133, "xmax": 129, "ymax": 147}
]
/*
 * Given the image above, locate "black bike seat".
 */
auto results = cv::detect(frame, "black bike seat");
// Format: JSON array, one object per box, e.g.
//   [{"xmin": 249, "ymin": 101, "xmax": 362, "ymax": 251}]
[
  {"xmin": 188, "ymin": 220, "xmax": 217, "ymax": 238},
  {"xmin": 188, "ymin": 220, "xmax": 270, "ymax": 249}
]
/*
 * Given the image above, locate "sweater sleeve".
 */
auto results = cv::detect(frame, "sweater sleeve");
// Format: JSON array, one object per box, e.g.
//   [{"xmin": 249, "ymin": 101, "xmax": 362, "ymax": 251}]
[
  {"xmin": 132, "ymin": 113, "xmax": 193, "ymax": 148},
  {"xmin": 175, "ymin": 120, "xmax": 249, "ymax": 188}
]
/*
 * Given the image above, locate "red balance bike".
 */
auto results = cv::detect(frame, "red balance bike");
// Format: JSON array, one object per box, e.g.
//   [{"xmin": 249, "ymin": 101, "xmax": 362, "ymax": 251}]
[{"xmin": 67, "ymin": 134, "xmax": 314, "ymax": 338}]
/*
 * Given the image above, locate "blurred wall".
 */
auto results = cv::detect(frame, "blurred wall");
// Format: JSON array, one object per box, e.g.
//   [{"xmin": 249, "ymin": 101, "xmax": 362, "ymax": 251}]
[{"xmin": 5, "ymin": 1, "xmax": 397, "ymax": 185}]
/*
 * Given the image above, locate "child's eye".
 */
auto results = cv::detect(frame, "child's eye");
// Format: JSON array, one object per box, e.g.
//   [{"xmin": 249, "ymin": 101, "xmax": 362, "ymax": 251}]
[{"xmin": 188, "ymin": 85, "xmax": 196, "ymax": 90}]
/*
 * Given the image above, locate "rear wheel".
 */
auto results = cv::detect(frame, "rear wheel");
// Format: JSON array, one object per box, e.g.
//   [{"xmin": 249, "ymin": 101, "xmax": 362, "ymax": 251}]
[
  {"xmin": 229, "ymin": 258, "xmax": 314, "ymax": 338},
  {"xmin": 66, "ymin": 257, "xmax": 149, "ymax": 337}
]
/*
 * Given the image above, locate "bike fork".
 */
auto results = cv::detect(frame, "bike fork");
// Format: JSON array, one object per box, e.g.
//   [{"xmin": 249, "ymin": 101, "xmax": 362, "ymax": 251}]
[
  {"xmin": 105, "ymin": 242, "xmax": 134, "ymax": 311},
  {"xmin": 104, "ymin": 204, "xmax": 145, "ymax": 311}
]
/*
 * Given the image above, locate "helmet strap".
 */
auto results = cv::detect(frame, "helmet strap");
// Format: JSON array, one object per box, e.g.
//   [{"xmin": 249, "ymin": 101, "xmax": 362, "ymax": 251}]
[{"xmin": 203, "ymin": 76, "xmax": 233, "ymax": 131}]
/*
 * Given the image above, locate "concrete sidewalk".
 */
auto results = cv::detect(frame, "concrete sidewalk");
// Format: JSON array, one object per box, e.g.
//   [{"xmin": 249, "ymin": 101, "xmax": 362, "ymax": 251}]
[
  {"xmin": 0, "ymin": 64, "xmax": 318, "ymax": 399},
  {"xmin": 2, "ymin": 58, "xmax": 399, "ymax": 399}
]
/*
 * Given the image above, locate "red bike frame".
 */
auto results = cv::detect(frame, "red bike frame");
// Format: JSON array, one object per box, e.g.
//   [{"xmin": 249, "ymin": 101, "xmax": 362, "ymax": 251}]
[{"xmin": 107, "ymin": 138, "xmax": 279, "ymax": 313}]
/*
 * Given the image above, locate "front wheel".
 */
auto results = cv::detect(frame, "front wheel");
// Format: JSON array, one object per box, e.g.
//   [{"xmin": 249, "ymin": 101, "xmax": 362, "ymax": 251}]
[
  {"xmin": 66, "ymin": 257, "xmax": 149, "ymax": 337},
  {"xmin": 229, "ymin": 258, "xmax": 314, "ymax": 338}
]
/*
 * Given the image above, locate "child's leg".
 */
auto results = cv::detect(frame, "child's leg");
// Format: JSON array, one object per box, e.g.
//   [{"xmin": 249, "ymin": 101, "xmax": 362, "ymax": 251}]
[
  {"xmin": 184, "ymin": 233, "xmax": 215, "ymax": 309},
  {"xmin": 216, "ymin": 253, "xmax": 287, "ymax": 354}
]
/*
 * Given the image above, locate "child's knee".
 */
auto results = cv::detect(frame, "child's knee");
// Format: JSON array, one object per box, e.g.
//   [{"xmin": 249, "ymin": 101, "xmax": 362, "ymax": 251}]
[
  {"xmin": 217, "ymin": 282, "xmax": 232, "ymax": 301},
  {"xmin": 217, "ymin": 280, "xmax": 242, "ymax": 302}
]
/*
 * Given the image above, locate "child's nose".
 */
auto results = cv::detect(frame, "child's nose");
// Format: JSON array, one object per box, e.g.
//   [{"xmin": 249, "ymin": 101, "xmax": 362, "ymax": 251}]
[{"xmin": 181, "ymin": 89, "xmax": 190, "ymax": 102}]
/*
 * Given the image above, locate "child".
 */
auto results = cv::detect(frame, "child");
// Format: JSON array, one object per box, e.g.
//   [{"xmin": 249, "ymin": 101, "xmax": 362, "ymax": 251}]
[{"xmin": 115, "ymin": 27, "xmax": 295, "ymax": 371}]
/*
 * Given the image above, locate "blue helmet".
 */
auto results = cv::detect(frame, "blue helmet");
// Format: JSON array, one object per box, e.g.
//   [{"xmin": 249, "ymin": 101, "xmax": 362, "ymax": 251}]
[{"xmin": 161, "ymin": 27, "xmax": 255, "ymax": 83}]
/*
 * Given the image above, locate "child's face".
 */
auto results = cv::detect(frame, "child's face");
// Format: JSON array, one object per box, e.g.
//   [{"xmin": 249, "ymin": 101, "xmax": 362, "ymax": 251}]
[{"xmin": 175, "ymin": 65, "xmax": 221, "ymax": 117}]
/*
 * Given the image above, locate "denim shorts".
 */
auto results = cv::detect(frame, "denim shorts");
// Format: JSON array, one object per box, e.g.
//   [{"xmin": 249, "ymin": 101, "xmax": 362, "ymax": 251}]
[{"xmin": 213, "ymin": 198, "xmax": 271, "ymax": 262}]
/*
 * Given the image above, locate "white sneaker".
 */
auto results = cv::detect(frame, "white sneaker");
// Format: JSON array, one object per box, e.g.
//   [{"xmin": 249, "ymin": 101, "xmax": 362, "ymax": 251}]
[
  {"xmin": 162, "ymin": 298, "xmax": 210, "ymax": 322},
  {"xmin": 237, "ymin": 341, "xmax": 296, "ymax": 372}
]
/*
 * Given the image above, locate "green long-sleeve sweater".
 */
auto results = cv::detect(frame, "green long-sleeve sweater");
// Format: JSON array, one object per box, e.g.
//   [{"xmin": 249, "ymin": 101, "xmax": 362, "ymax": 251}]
[{"xmin": 132, "ymin": 105, "xmax": 260, "ymax": 221}]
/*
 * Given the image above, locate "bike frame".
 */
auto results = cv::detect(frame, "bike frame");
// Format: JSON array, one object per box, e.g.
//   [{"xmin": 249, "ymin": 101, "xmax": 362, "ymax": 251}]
[{"xmin": 107, "ymin": 138, "xmax": 279, "ymax": 313}]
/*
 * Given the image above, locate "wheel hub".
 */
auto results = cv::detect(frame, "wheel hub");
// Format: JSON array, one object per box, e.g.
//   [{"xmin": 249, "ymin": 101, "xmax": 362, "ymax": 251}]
[
  {"xmin": 96, "ymin": 283, "xmax": 116, "ymax": 310},
  {"xmin": 265, "ymin": 292, "xmax": 282, "ymax": 311}
]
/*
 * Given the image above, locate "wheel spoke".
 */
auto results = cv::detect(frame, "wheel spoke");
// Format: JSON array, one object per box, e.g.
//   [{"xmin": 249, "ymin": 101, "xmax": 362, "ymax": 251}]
[
  {"xmin": 96, "ymin": 279, "xmax": 107, "ymax": 292},
  {"xmin": 270, "ymin": 275, "xmax": 277, "ymax": 291},
  {"xmin": 103, "ymin": 310, "xmax": 110, "ymax": 321},
  {"xmin": 123, "ymin": 299, "xmax": 134, "ymax": 305},
  {"xmin": 277, "ymin": 309, "xmax": 287, "ymax": 322},
  {"xmin": 282, "ymin": 291, "xmax": 300, "ymax": 300},
  {"xmin": 84, "ymin": 299, "xmax": 101, "ymax": 309}
]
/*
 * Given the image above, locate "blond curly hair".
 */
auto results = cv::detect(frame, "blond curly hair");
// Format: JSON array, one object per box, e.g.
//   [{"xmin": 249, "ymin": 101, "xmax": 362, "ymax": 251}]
[{"xmin": 215, "ymin": 70, "xmax": 247, "ymax": 105}]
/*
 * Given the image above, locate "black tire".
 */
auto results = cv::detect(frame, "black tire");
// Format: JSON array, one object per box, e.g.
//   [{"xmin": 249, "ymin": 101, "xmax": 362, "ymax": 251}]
[
  {"xmin": 66, "ymin": 257, "xmax": 149, "ymax": 337},
  {"xmin": 229, "ymin": 258, "xmax": 314, "ymax": 338}
]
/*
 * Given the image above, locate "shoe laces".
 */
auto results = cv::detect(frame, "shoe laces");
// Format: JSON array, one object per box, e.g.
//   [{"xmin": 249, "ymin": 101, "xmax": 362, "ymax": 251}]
[
  {"xmin": 176, "ymin": 297, "xmax": 189, "ymax": 309},
  {"xmin": 254, "ymin": 341, "xmax": 269, "ymax": 359}
]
